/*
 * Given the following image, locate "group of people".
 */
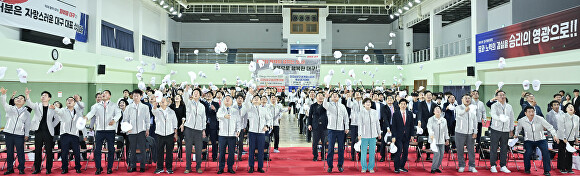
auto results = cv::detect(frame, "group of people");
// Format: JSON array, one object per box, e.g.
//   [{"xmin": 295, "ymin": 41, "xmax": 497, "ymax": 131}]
[
  {"xmin": 285, "ymin": 83, "xmax": 580, "ymax": 176},
  {"xmin": 0, "ymin": 82, "xmax": 289, "ymax": 175}
]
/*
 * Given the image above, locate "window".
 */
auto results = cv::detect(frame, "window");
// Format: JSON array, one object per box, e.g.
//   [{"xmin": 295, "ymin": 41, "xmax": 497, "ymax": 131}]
[
  {"xmin": 142, "ymin": 36, "xmax": 161, "ymax": 59},
  {"xmin": 101, "ymin": 21, "xmax": 134, "ymax": 52},
  {"xmin": 290, "ymin": 9, "xmax": 319, "ymax": 34}
]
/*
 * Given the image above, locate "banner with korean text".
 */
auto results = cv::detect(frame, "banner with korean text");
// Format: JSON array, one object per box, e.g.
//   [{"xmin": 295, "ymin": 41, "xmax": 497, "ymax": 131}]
[
  {"xmin": 0, "ymin": 0, "xmax": 88, "ymax": 42},
  {"xmin": 475, "ymin": 5, "xmax": 579, "ymax": 62},
  {"xmin": 252, "ymin": 54, "xmax": 321, "ymax": 92}
]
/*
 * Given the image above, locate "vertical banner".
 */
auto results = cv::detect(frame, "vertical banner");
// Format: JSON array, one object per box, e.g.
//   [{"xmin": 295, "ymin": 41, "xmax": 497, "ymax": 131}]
[
  {"xmin": 0, "ymin": 0, "xmax": 89, "ymax": 42},
  {"xmin": 252, "ymin": 54, "xmax": 321, "ymax": 92},
  {"xmin": 475, "ymin": 5, "xmax": 580, "ymax": 62}
]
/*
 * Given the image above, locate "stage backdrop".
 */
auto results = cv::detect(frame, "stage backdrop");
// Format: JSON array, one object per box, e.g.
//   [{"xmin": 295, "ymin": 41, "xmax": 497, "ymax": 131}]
[
  {"xmin": 475, "ymin": 5, "xmax": 579, "ymax": 62},
  {"xmin": 0, "ymin": 0, "xmax": 88, "ymax": 42},
  {"xmin": 252, "ymin": 54, "xmax": 321, "ymax": 92}
]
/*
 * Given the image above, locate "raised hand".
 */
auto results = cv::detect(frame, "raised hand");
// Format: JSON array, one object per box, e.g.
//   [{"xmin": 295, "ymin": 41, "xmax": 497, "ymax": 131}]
[{"xmin": 0, "ymin": 87, "xmax": 7, "ymax": 95}]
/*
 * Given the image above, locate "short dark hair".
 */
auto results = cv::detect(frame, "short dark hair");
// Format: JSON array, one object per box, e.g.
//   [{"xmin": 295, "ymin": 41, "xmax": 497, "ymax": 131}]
[
  {"xmin": 399, "ymin": 98, "xmax": 409, "ymax": 104},
  {"xmin": 206, "ymin": 91, "xmax": 214, "ymax": 97},
  {"xmin": 495, "ymin": 90, "xmax": 505, "ymax": 96},
  {"xmin": 524, "ymin": 106, "xmax": 535, "ymax": 112},
  {"xmin": 132, "ymin": 89, "xmax": 143, "ymax": 96},
  {"xmin": 574, "ymin": 89, "xmax": 579, "ymax": 93},
  {"xmin": 550, "ymin": 100, "xmax": 560, "ymax": 107},
  {"xmin": 118, "ymin": 99, "xmax": 129, "ymax": 106},
  {"xmin": 424, "ymin": 91, "xmax": 432, "ymax": 95},
  {"xmin": 471, "ymin": 90, "xmax": 479, "ymax": 94},
  {"xmin": 95, "ymin": 92, "xmax": 101, "ymax": 98},
  {"xmin": 236, "ymin": 93, "xmax": 245, "ymax": 100},
  {"xmin": 103, "ymin": 90, "xmax": 112, "ymax": 96},
  {"xmin": 554, "ymin": 94, "xmax": 562, "ymax": 98},
  {"xmin": 192, "ymin": 88, "xmax": 202, "ymax": 95},
  {"xmin": 123, "ymin": 89, "xmax": 129, "ymax": 93},
  {"xmin": 462, "ymin": 93, "xmax": 471, "ymax": 99},
  {"xmin": 41, "ymin": 91, "xmax": 52, "ymax": 98},
  {"xmin": 362, "ymin": 98, "xmax": 372, "ymax": 104},
  {"xmin": 559, "ymin": 90, "xmax": 566, "ymax": 94},
  {"xmin": 316, "ymin": 92, "xmax": 325, "ymax": 97}
]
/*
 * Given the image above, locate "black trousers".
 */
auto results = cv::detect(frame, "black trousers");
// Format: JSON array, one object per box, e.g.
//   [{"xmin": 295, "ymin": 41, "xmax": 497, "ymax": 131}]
[
  {"xmin": 476, "ymin": 122, "xmax": 483, "ymax": 151},
  {"xmin": 218, "ymin": 136, "xmax": 236, "ymax": 170},
  {"xmin": 5, "ymin": 133, "xmax": 25, "ymax": 171},
  {"xmin": 298, "ymin": 114, "xmax": 305, "ymax": 134},
  {"xmin": 557, "ymin": 141, "xmax": 574, "ymax": 170},
  {"xmin": 94, "ymin": 130, "xmax": 115, "ymax": 170},
  {"xmin": 60, "ymin": 134, "xmax": 81, "ymax": 170},
  {"xmin": 272, "ymin": 126, "xmax": 280, "ymax": 150},
  {"xmin": 128, "ymin": 132, "xmax": 147, "ymax": 169},
  {"xmin": 79, "ymin": 131, "xmax": 87, "ymax": 159},
  {"xmin": 237, "ymin": 129, "xmax": 246, "ymax": 161},
  {"xmin": 176, "ymin": 130, "xmax": 184, "ymax": 158},
  {"xmin": 289, "ymin": 102, "xmax": 297, "ymax": 115},
  {"xmin": 311, "ymin": 129, "xmax": 327, "ymax": 159},
  {"xmin": 156, "ymin": 135, "xmax": 174, "ymax": 170},
  {"xmin": 417, "ymin": 128, "xmax": 430, "ymax": 159},
  {"xmin": 204, "ymin": 129, "xmax": 219, "ymax": 160},
  {"xmin": 349, "ymin": 125, "xmax": 359, "ymax": 159},
  {"xmin": 34, "ymin": 131, "xmax": 54, "ymax": 171}
]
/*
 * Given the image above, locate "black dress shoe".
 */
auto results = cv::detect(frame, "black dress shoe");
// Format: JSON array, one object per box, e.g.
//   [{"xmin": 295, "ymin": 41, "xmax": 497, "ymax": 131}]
[
  {"xmin": 426, "ymin": 157, "xmax": 432, "ymax": 161},
  {"xmin": 257, "ymin": 168, "xmax": 265, "ymax": 173},
  {"xmin": 128, "ymin": 168, "xmax": 136, "ymax": 173},
  {"xmin": 338, "ymin": 166, "xmax": 344, "ymax": 172},
  {"xmin": 327, "ymin": 168, "xmax": 332, "ymax": 173},
  {"xmin": 140, "ymin": 168, "xmax": 145, "ymax": 173},
  {"xmin": 400, "ymin": 168, "xmax": 409, "ymax": 172},
  {"xmin": 394, "ymin": 170, "xmax": 400, "ymax": 174},
  {"xmin": 228, "ymin": 170, "xmax": 235, "ymax": 174},
  {"xmin": 3, "ymin": 170, "xmax": 13, "ymax": 175},
  {"xmin": 167, "ymin": 170, "xmax": 174, "ymax": 174},
  {"xmin": 17, "ymin": 170, "xmax": 23, "ymax": 175},
  {"xmin": 212, "ymin": 158, "xmax": 218, "ymax": 162},
  {"xmin": 543, "ymin": 171, "xmax": 550, "ymax": 176},
  {"xmin": 380, "ymin": 158, "xmax": 385, "ymax": 162},
  {"xmin": 32, "ymin": 170, "xmax": 40, "ymax": 174},
  {"xmin": 45, "ymin": 170, "xmax": 51, "ymax": 174},
  {"xmin": 430, "ymin": 170, "xmax": 436, "ymax": 173},
  {"xmin": 106, "ymin": 169, "xmax": 112, "ymax": 174},
  {"xmin": 248, "ymin": 167, "xmax": 254, "ymax": 173},
  {"xmin": 75, "ymin": 169, "xmax": 82, "ymax": 173},
  {"xmin": 435, "ymin": 169, "xmax": 442, "ymax": 173},
  {"xmin": 524, "ymin": 170, "xmax": 531, "ymax": 174},
  {"xmin": 313, "ymin": 157, "xmax": 317, "ymax": 161},
  {"xmin": 217, "ymin": 170, "xmax": 224, "ymax": 174},
  {"xmin": 95, "ymin": 169, "xmax": 102, "ymax": 175},
  {"xmin": 61, "ymin": 170, "xmax": 68, "ymax": 174}
]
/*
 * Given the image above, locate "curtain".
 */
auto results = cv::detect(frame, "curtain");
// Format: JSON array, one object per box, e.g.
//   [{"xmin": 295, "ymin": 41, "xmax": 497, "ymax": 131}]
[
  {"xmin": 115, "ymin": 29, "xmax": 134, "ymax": 52},
  {"xmin": 100, "ymin": 23, "xmax": 115, "ymax": 48},
  {"xmin": 142, "ymin": 36, "xmax": 161, "ymax": 58}
]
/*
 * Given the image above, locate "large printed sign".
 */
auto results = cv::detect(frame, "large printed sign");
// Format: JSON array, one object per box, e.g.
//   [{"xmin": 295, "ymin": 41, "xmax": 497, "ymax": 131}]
[
  {"xmin": 475, "ymin": 5, "xmax": 579, "ymax": 62},
  {"xmin": 0, "ymin": 0, "xmax": 88, "ymax": 42},
  {"xmin": 253, "ymin": 54, "xmax": 321, "ymax": 91}
]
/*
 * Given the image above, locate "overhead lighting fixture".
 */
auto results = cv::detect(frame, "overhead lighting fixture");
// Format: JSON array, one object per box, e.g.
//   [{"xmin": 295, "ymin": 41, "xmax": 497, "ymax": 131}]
[
  {"xmin": 200, "ymin": 18, "xmax": 210, "ymax": 21},
  {"xmin": 415, "ymin": 0, "xmax": 421, "ymax": 3},
  {"xmin": 409, "ymin": 2, "xmax": 413, "ymax": 7},
  {"xmin": 163, "ymin": 4, "xmax": 168, "ymax": 8},
  {"xmin": 357, "ymin": 17, "xmax": 368, "ymax": 21},
  {"xmin": 403, "ymin": 6, "xmax": 409, "ymax": 10},
  {"xmin": 169, "ymin": 7, "xmax": 174, "ymax": 12},
  {"xmin": 152, "ymin": 0, "xmax": 156, "ymax": 1},
  {"xmin": 250, "ymin": 18, "xmax": 259, "ymax": 21},
  {"xmin": 395, "ymin": 13, "xmax": 400, "ymax": 16},
  {"xmin": 160, "ymin": 0, "xmax": 164, "ymax": 5},
  {"xmin": 390, "ymin": 14, "xmax": 394, "ymax": 19},
  {"xmin": 172, "ymin": 11, "xmax": 177, "ymax": 15},
  {"xmin": 178, "ymin": 13, "xmax": 182, "ymax": 18},
  {"xmin": 398, "ymin": 9, "xmax": 403, "ymax": 13}
]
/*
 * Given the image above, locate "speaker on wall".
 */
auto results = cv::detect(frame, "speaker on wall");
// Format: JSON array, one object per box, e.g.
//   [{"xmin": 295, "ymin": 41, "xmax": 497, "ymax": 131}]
[
  {"xmin": 98, "ymin": 65, "xmax": 106, "ymax": 75},
  {"xmin": 467, "ymin": 66, "xmax": 475, "ymax": 76}
]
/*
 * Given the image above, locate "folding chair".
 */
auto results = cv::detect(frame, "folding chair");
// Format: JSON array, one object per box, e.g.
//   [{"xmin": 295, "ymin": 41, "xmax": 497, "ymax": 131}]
[
  {"xmin": 446, "ymin": 136, "xmax": 458, "ymax": 169},
  {"xmin": 100, "ymin": 135, "xmax": 125, "ymax": 170},
  {"xmin": 511, "ymin": 136, "xmax": 537, "ymax": 171},
  {"xmin": 478, "ymin": 136, "xmax": 491, "ymax": 169},
  {"xmin": 416, "ymin": 136, "xmax": 434, "ymax": 170},
  {"xmin": 0, "ymin": 134, "xmax": 7, "ymax": 171},
  {"xmin": 41, "ymin": 135, "xmax": 61, "ymax": 169},
  {"xmin": 83, "ymin": 136, "xmax": 94, "ymax": 171}
]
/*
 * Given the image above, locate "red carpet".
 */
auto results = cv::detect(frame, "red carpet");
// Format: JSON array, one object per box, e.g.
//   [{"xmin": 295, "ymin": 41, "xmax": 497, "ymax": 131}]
[{"xmin": 2, "ymin": 147, "xmax": 570, "ymax": 175}]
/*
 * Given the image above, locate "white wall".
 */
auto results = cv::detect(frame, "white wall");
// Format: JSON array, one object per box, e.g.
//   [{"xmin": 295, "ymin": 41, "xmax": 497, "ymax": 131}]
[
  {"xmin": 332, "ymin": 23, "xmax": 392, "ymax": 49},
  {"xmin": 178, "ymin": 23, "xmax": 283, "ymax": 49},
  {"xmin": 101, "ymin": 0, "xmax": 134, "ymax": 30}
]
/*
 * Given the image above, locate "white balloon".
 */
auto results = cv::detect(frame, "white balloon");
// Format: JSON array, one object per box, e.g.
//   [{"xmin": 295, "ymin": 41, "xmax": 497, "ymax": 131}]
[
  {"xmin": 333, "ymin": 51, "xmax": 342, "ymax": 59},
  {"xmin": 363, "ymin": 54, "xmax": 371, "ymax": 63}
]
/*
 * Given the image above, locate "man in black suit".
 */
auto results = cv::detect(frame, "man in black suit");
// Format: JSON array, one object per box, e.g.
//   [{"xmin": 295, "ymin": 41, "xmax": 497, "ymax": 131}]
[
  {"xmin": 417, "ymin": 91, "xmax": 437, "ymax": 160},
  {"xmin": 202, "ymin": 91, "xmax": 220, "ymax": 162},
  {"xmin": 307, "ymin": 92, "xmax": 328, "ymax": 161},
  {"xmin": 573, "ymin": 89, "xmax": 580, "ymax": 116},
  {"xmin": 380, "ymin": 95, "xmax": 396, "ymax": 161},
  {"xmin": 391, "ymin": 99, "xmax": 415, "ymax": 173}
]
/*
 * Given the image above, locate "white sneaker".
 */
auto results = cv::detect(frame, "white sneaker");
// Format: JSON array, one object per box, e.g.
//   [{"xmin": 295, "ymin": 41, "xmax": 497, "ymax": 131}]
[
  {"xmin": 361, "ymin": 170, "xmax": 366, "ymax": 173},
  {"xmin": 458, "ymin": 167, "xmax": 465, "ymax": 173},
  {"xmin": 500, "ymin": 166, "xmax": 511, "ymax": 173},
  {"xmin": 274, "ymin": 149, "xmax": 280, "ymax": 153},
  {"xmin": 469, "ymin": 167, "xmax": 478, "ymax": 173},
  {"xmin": 490, "ymin": 166, "xmax": 497, "ymax": 173}
]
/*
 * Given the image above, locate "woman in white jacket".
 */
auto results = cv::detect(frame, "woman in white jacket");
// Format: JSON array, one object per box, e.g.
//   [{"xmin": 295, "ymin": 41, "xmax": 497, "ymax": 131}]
[
  {"xmin": 427, "ymin": 106, "xmax": 449, "ymax": 173},
  {"xmin": 357, "ymin": 98, "xmax": 381, "ymax": 173},
  {"xmin": 556, "ymin": 103, "xmax": 580, "ymax": 174}
]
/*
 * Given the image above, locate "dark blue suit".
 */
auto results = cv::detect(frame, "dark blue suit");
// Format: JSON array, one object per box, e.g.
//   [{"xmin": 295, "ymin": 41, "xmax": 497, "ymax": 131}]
[
  {"xmin": 202, "ymin": 100, "xmax": 220, "ymax": 160},
  {"xmin": 307, "ymin": 102, "xmax": 328, "ymax": 159},
  {"xmin": 391, "ymin": 109, "xmax": 416, "ymax": 171}
]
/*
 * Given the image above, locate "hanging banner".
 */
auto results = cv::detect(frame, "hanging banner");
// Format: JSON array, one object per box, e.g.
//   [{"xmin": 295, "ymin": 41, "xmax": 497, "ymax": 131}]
[
  {"xmin": 0, "ymin": 0, "xmax": 89, "ymax": 42},
  {"xmin": 252, "ymin": 54, "xmax": 321, "ymax": 92},
  {"xmin": 475, "ymin": 5, "xmax": 580, "ymax": 62}
]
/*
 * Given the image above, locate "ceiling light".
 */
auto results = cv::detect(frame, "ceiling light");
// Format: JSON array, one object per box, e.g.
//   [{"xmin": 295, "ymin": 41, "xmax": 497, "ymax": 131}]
[
  {"xmin": 163, "ymin": 4, "xmax": 168, "ymax": 8},
  {"xmin": 403, "ymin": 6, "xmax": 409, "ymax": 10},
  {"xmin": 169, "ymin": 7, "xmax": 174, "ymax": 11},
  {"xmin": 250, "ymin": 18, "xmax": 259, "ymax": 21},
  {"xmin": 160, "ymin": 0, "xmax": 164, "ymax": 5},
  {"xmin": 395, "ymin": 13, "xmax": 400, "ymax": 16},
  {"xmin": 398, "ymin": 9, "xmax": 402, "ymax": 13},
  {"xmin": 200, "ymin": 18, "xmax": 210, "ymax": 21},
  {"xmin": 172, "ymin": 11, "xmax": 177, "ymax": 15},
  {"xmin": 152, "ymin": 0, "xmax": 156, "ymax": 1},
  {"xmin": 357, "ymin": 17, "xmax": 368, "ymax": 21},
  {"xmin": 178, "ymin": 13, "xmax": 182, "ymax": 18},
  {"xmin": 409, "ymin": 2, "xmax": 413, "ymax": 7},
  {"xmin": 390, "ymin": 14, "xmax": 394, "ymax": 19},
  {"xmin": 415, "ymin": 0, "xmax": 421, "ymax": 3}
]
